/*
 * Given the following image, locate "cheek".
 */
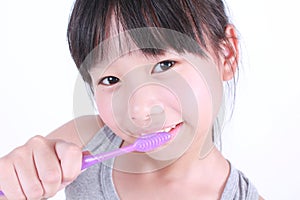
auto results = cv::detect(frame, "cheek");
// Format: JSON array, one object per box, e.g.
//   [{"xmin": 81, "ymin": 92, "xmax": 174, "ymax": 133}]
[
  {"xmin": 181, "ymin": 70, "xmax": 214, "ymax": 131},
  {"xmin": 94, "ymin": 92, "xmax": 118, "ymax": 132},
  {"xmin": 194, "ymin": 81, "xmax": 213, "ymax": 130}
]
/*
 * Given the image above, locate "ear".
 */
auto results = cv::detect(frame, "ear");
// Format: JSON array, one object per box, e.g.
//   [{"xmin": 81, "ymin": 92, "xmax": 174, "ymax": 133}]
[{"xmin": 220, "ymin": 24, "xmax": 239, "ymax": 81}]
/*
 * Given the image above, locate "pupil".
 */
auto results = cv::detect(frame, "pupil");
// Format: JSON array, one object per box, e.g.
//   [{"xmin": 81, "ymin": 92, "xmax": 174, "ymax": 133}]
[
  {"xmin": 108, "ymin": 77, "xmax": 119, "ymax": 84},
  {"xmin": 161, "ymin": 61, "xmax": 171, "ymax": 70}
]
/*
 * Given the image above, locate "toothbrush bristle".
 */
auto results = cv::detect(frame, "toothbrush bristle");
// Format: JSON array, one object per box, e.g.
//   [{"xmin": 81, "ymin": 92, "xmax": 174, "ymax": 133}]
[{"xmin": 134, "ymin": 132, "xmax": 171, "ymax": 152}]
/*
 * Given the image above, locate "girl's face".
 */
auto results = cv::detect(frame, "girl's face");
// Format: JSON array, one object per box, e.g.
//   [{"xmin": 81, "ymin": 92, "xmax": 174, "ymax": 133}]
[{"xmin": 89, "ymin": 49, "xmax": 224, "ymax": 160}]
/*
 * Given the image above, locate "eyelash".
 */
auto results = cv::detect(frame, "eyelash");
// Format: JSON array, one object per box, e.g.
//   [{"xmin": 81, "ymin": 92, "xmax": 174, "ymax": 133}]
[
  {"xmin": 151, "ymin": 60, "xmax": 176, "ymax": 73},
  {"xmin": 98, "ymin": 76, "xmax": 120, "ymax": 86},
  {"xmin": 98, "ymin": 60, "xmax": 176, "ymax": 86}
]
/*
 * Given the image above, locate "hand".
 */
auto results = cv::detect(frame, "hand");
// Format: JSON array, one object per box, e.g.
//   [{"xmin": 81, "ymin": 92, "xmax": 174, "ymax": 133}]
[{"xmin": 0, "ymin": 135, "xmax": 82, "ymax": 199}]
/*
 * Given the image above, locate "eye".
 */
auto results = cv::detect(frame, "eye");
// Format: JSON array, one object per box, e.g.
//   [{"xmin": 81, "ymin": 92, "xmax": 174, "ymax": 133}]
[
  {"xmin": 99, "ymin": 76, "xmax": 120, "ymax": 86},
  {"xmin": 152, "ymin": 60, "xmax": 175, "ymax": 73}
]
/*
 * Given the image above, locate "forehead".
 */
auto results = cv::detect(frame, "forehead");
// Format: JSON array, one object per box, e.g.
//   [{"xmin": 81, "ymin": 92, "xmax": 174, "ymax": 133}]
[{"xmin": 81, "ymin": 27, "xmax": 206, "ymax": 70}]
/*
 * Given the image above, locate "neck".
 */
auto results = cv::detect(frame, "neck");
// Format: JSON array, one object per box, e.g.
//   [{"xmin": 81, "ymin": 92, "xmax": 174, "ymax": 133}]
[
  {"xmin": 114, "ymin": 142, "xmax": 228, "ymax": 177},
  {"xmin": 113, "ymin": 145, "xmax": 230, "ymax": 198},
  {"xmin": 152, "ymin": 146, "xmax": 228, "ymax": 180}
]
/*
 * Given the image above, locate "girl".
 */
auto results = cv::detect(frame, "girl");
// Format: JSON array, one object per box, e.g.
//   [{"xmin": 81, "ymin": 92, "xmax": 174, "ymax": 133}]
[{"xmin": 0, "ymin": 0, "xmax": 263, "ymax": 199}]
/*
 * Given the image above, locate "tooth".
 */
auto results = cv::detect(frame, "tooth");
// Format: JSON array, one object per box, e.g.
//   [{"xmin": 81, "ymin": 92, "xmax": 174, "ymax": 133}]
[
  {"xmin": 164, "ymin": 127, "xmax": 172, "ymax": 132},
  {"xmin": 156, "ymin": 125, "xmax": 175, "ymax": 133}
]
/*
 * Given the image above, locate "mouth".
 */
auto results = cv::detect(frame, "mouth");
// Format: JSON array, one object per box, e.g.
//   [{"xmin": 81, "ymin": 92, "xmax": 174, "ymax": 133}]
[
  {"xmin": 156, "ymin": 122, "xmax": 182, "ymax": 135},
  {"xmin": 141, "ymin": 122, "xmax": 183, "ymax": 138}
]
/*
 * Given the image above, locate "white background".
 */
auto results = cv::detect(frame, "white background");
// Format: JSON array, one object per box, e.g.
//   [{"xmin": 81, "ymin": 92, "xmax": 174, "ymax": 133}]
[{"xmin": 0, "ymin": 0, "xmax": 299, "ymax": 199}]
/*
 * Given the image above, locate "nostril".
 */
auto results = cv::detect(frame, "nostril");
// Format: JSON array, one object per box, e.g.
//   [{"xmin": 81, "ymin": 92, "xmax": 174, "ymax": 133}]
[
  {"xmin": 130, "ymin": 114, "xmax": 152, "ymax": 127},
  {"xmin": 130, "ymin": 114, "xmax": 150, "ymax": 121},
  {"xmin": 150, "ymin": 104, "xmax": 164, "ymax": 115},
  {"xmin": 130, "ymin": 105, "xmax": 164, "ymax": 121},
  {"xmin": 129, "ymin": 104, "xmax": 165, "ymax": 128},
  {"xmin": 127, "ymin": 85, "xmax": 166, "ymax": 128}
]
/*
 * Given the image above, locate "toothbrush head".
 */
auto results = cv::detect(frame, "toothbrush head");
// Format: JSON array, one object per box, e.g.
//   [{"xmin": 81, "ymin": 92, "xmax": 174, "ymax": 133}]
[{"xmin": 133, "ymin": 132, "xmax": 172, "ymax": 152}]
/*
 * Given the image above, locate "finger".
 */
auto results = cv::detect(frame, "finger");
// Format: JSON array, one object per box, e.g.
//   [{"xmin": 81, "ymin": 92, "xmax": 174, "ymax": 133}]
[
  {"xmin": 14, "ymin": 150, "xmax": 44, "ymax": 200},
  {"xmin": 32, "ymin": 137, "xmax": 62, "ymax": 198},
  {"xmin": 0, "ymin": 156, "xmax": 25, "ymax": 199},
  {"xmin": 55, "ymin": 141, "xmax": 82, "ymax": 185}
]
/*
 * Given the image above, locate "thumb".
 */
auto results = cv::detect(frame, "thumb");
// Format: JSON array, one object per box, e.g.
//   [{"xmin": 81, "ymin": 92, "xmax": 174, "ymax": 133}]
[{"xmin": 55, "ymin": 141, "xmax": 82, "ymax": 186}]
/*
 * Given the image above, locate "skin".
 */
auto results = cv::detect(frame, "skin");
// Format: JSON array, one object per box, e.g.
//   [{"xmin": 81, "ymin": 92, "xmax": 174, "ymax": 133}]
[
  {"xmin": 0, "ymin": 115, "xmax": 103, "ymax": 200},
  {"xmin": 0, "ymin": 25, "xmax": 264, "ymax": 200},
  {"xmin": 91, "ymin": 25, "xmax": 234, "ymax": 199}
]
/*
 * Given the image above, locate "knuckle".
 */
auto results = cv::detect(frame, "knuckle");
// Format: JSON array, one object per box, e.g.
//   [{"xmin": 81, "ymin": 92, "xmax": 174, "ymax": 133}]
[
  {"xmin": 62, "ymin": 167, "xmax": 81, "ymax": 184},
  {"xmin": 25, "ymin": 182, "xmax": 44, "ymax": 199},
  {"xmin": 0, "ymin": 145, "xmax": 31, "ymax": 167},
  {"xmin": 9, "ymin": 147, "xmax": 28, "ymax": 164},
  {"xmin": 6, "ymin": 189, "xmax": 26, "ymax": 200},
  {"xmin": 0, "ymin": 156, "xmax": 9, "ymax": 168},
  {"xmin": 40, "ymin": 169, "xmax": 61, "ymax": 185},
  {"xmin": 61, "ymin": 144, "xmax": 82, "ymax": 182},
  {"xmin": 12, "ymin": 195, "xmax": 26, "ymax": 200},
  {"xmin": 27, "ymin": 135, "xmax": 47, "ymax": 145},
  {"xmin": 65, "ymin": 144, "xmax": 81, "ymax": 156},
  {"xmin": 63, "ymin": 173, "xmax": 76, "ymax": 183}
]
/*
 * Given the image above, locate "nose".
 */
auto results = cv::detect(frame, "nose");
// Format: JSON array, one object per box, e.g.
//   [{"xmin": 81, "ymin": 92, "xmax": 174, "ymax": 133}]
[{"xmin": 128, "ymin": 84, "xmax": 165, "ymax": 128}]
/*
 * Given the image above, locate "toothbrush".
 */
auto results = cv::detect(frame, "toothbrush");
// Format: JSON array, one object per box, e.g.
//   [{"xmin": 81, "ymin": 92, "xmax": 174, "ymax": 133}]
[
  {"xmin": 0, "ymin": 132, "xmax": 171, "ymax": 196},
  {"xmin": 81, "ymin": 131, "xmax": 171, "ymax": 169}
]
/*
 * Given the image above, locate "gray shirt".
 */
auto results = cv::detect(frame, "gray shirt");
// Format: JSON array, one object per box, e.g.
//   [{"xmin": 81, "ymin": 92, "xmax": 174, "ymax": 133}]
[{"xmin": 65, "ymin": 126, "xmax": 259, "ymax": 200}]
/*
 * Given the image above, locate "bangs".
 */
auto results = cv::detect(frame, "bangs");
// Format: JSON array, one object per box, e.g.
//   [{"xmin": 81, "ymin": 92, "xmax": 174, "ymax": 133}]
[
  {"xmin": 89, "ymin": 1, "xmax": 208, "ymax": 68},
  {"xmin": 80, "ymin": 26, "xmax": 206, "ymax": 83},
  {"xmin": 112, "ymin": 0, "xmax": 207, "ymax": 56},
  {"xmin": 68, "ymin": 0, "xmax": 229, "ymax": 84},
  {"xmin": 68, "ymin": 0, "xmax": 212, "ymax": 68}
]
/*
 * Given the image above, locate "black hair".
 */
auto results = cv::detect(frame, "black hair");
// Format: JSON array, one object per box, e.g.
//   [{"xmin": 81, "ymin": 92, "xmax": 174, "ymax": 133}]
[{"xmin": 67, "ymin": 0, "xmax": 236, "ymax": 78}]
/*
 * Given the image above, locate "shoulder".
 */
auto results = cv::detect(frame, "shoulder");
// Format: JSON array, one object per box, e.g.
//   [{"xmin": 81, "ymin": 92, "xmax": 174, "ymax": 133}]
[
  {"xmin": 46, "ymin": 115, "xmax": 104, "ymax": 148},
  {"xmin": 221, "ymin": 163, "xmax": 260, "ymax": 200}
]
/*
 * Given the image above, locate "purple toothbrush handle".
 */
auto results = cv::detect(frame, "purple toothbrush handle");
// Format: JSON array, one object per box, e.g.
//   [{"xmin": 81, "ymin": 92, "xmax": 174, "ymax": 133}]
[
  {"xmin": 0, "ymin": 191, "xmax": 4, "ymax": 196},
  {"xmin": 81, "ymin": 145, "xmax": 135, "ymax": 170}
]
